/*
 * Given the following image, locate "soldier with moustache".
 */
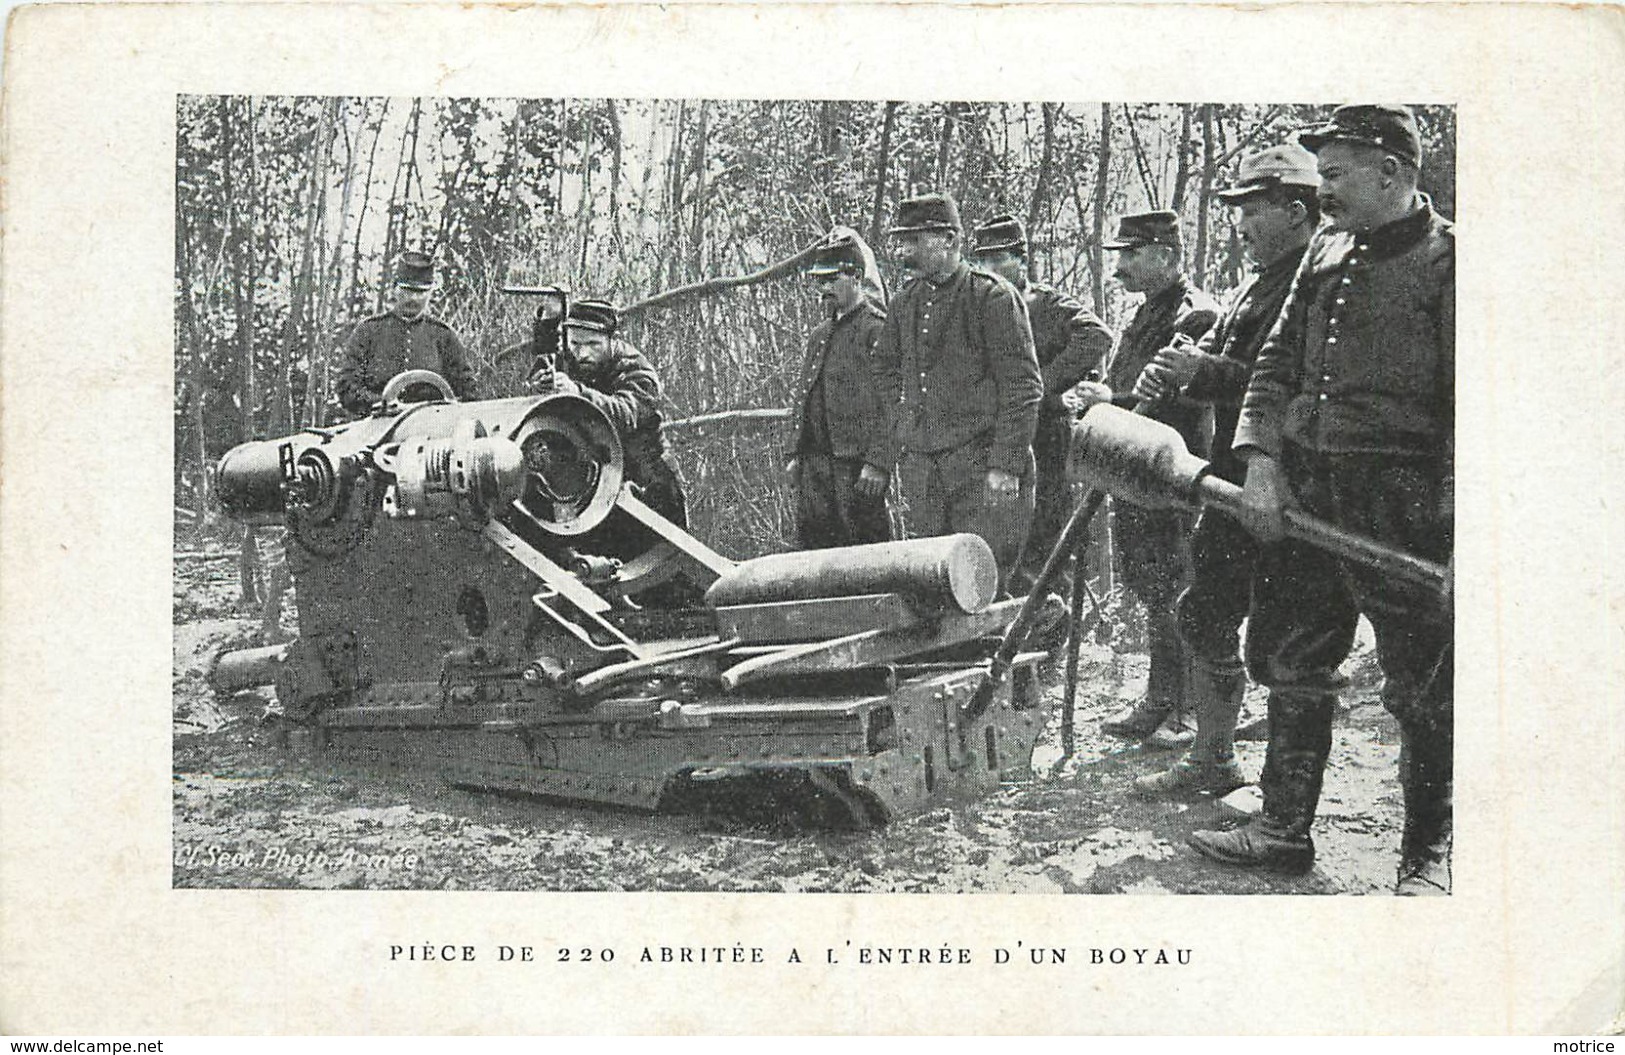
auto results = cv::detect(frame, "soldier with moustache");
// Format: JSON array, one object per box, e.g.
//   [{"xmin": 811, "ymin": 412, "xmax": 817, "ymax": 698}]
[
  {"xmin": 872, "ymin": 192, "xmax": 1044, "ymax": 594},
  {"xmin": 1129, "ymin": 144, "xmax": 1341, "ymax": 797},
  {"xmin": 1072, "ymin": 211, "xmax": 1220, "ymax": 748},
  {"xmin": 1187, "ymin": 106, "xmax": 1455, "ymax": 895},
  {"xmin": 968, "ymin": 214, "xmax": 1113, "ymax": 599},
  {"xmin": 786, "ymin": 231, "xmax": 893, "ymax": 549},
  {"xmin": 336, "ymin": 251, "xmax": 477, "ymax": 417}
]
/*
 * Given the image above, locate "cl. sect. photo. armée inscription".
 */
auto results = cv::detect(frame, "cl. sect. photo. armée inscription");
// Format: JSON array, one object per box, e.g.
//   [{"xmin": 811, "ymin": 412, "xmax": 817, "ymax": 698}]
[{"xmin": 173, "ymin": 97, "xmax": 1454, "ymax": 896}]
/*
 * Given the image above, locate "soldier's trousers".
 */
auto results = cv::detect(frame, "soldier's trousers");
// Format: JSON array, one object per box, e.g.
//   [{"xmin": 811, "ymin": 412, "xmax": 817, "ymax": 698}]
[
  {"xmin": 899, "ymin": 440, "xmax": 1035, "ymax": 597},
  {"xmin": 1111, "ymin": 501, "xmax": 1193, "ymax": 707},
  {"xmin": 794, "ymin": 452, "xmax": 893, "ymax": 550},
  {"xmin": 1252, "ymin": 445, "xmax": 1453, "ymax": 836},
  {"xmin": 1012, "ymin": 411, "xmax": 1076, "ymax": 596}
]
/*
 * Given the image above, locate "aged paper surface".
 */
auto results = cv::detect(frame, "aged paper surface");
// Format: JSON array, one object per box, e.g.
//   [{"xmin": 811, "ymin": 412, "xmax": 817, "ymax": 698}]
[{"xmin": 2, "ymin": 1, "xmax": 1623, "ymax": 1035}]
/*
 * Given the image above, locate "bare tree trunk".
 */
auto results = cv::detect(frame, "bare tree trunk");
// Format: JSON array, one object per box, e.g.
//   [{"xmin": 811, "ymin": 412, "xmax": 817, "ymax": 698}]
[
  {"xmin": 1122, "ymin": 104, "xmax": 1159, "ymax": 209},
  {"xmin": 868, "ymin": 101, "xmax": 899, "ymax": 248},
  {"xmin": 686, "ymin": 100, "xmax": 710, "ymax": 281},
  {"xmin": 1170, "ymin": 103, "xmax": 1193, "ymax": 211},
  {"xmin": 934, "ymin": 102, "xmax": 959, "ymax": 189},
  {"xmin": 604, "ymin": 99, "xmax": 624, "ymax": 252},
  {"xmin": 1193, "ymin": 104, "xmax": 1217, "ymax": 288},
  {"xmin": 1027, "ymin": 102, "xmax": 1058, "ymax": 242},
  {"xmin": 1090, "ymin": 103, "xmax": 1113, "ymax": 316},
  {"xmin": 348, "ymin": 98, "xmax": 389, "ymax": 306}
]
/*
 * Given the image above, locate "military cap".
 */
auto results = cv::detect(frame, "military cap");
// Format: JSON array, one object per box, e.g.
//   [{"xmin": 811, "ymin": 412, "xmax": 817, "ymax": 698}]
[
  {"xmin": 806, "ymin": 233, "xmax": 867, "ymax": 276},
  {"xmin": 889, "ymin": 192, "xmax": 962, "ymax": 234},
  {"xmin": 1299, "ymin": 104, "xmax": 1423, "ymax": 168},
  {"xmin": 971, "ymin": 214, "xmax": 1027, "ymax": 255},
  {"xmin": 1102, "ymin": 210, "xmax": 1183, "ymax": 250},
  {"xmin": 1216, "ymin": 143, "xmax": 1321, "ymax": 202},
  {"xmin": 564, "ymin": 298, "xmax": 619, "ymax": 335},
  {"xmin": 393, "ymin": 251, "xmax": 437, "ymax": 290}
]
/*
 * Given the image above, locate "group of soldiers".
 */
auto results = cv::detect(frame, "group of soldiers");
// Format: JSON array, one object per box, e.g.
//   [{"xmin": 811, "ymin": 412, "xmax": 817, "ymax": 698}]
[{"xmin": 331, "ymin": 103, "xmax": 1453, "ymax": 896}]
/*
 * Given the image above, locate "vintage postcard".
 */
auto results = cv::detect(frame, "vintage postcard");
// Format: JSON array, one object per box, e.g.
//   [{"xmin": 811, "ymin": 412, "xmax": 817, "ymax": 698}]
[{"xmin": 2, "ymin": 0, "xmax": 1621, "ymax": 1036}]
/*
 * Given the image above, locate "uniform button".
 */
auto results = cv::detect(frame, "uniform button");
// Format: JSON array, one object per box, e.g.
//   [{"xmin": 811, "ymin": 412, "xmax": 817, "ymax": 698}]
[
  {"xmin": 1342, "ymin": 277, "xmax": 1352, "ymax": 285},
  {"xmin": 1321, "ymin": 373, "xmax": 1330, "ymax": 382},
  {"xmin": 1318, "ymin": 393, "xmax": 1328, "ymax": 401},
  {"xmin": 1327, "ymin": 336, "xmax": 1337, "ymax": 345},
  {"xmin": 1335, "ymin": 297, "xmax": 1346, "ymax": 306}
]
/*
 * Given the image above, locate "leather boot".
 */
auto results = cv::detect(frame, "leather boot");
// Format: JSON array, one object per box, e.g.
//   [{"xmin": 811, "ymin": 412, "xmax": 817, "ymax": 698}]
[
  {"xmin": 1188, "ymin": 688, "xmax": 1335, "ymax": 874},
  {"xmin": 1394, "ymin": 721, "xmax": 1453, "ymax": 896},
  {"xmin": 1103, "ymin": 612, "xmax": 1184, "ymax": 740},
  {"xmin": 1134, "ymin": 659, "xmax": 1247, "ymax": 797}
]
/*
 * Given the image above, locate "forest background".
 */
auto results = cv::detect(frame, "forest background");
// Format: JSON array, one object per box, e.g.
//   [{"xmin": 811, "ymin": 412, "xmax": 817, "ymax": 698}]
[{"xmin": 174, "ymin": 97, "xmax": 1456, "ymax": 558}]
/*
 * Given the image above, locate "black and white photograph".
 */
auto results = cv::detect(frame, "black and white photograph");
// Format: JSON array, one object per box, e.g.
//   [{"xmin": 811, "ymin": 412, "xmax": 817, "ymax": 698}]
[
  {"xmin": 3, "ymin": 1, "xmax": 1621, "ymax": 1037},
  {"xmin": 171, "ymin": 94, "xmax": 1457, "ymax": 895}
]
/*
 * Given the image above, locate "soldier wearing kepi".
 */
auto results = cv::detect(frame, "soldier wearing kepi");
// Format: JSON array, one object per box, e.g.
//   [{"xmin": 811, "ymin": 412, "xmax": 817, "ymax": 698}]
[
  {"xmin": 873, "ymin": 192, "xmax": 1044, "ymax": 594},
  {"xmin": 336, "ymin": 251, "xmax": 477, "ymax": 417},
  {"xmin": 1131, "ymin": 144, "xmax": 1340, "ymax": 797},
  {"xmin": 1187, "ymin": 106, "xmax": 1455, "ymax": 894},
  {"xmin": 787, "ymin": 230, "xmax": 893, "ymax": 549},
  {"xmin": 1076, "ymin": 211, "xmax": 1220, "ymax": 747},
  {"xmin": 510, "ymin": 298, "xmax": 691, "ymax": 531},
  {"xmin": 969, "ymin": 214, "xmax": 1113, "ymax": 598}
]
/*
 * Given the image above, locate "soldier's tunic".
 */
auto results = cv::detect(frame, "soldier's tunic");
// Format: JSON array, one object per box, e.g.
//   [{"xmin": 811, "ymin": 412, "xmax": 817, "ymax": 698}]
[
  {"xmin": 1010, "ymin": 283, "xmax": 1113, "ymax": 592},
  {"xmin": 335, "ymin": 312, "xmax": 476, "ymax": 417},
  {"xmin": 790, "ymin": 300, "xmax": 893, "ymax": 549},
  {"xmin": 1173, "ymin": 246, "xmax": 1347, "ymax": 675},
  {"xmin": 1234, "ymin": 197, "xmax": 1454, "ymax": 844},
  {"xmin": 873, "ymin": 261, "xmax": 1043, "ymax": 591}
]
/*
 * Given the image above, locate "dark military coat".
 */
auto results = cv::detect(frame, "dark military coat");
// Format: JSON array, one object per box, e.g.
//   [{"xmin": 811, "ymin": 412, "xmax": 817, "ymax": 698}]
[
  {"xmin": 873, "ymin": 261, "xmax": 1043, "ymax": 476},
  {"xmin": 792, "ymin": 300, "xmax": 890, "ymax": 466},
  {"xmin": 1102, "ymin": 275, "xmax": 1221, "ymax": 452},
  {"xmin": 335, "ymin": 312, "xmax": 476, "ymax": 416},
  {"xmin": 1235, "ymin": 198, "xmax": 1454, "ymax": 466},
  {"xmin": 1024, "ymin": 283, "xmax": 1113, "ymax": 410},
  {"xmin": 1178, "ymin": 247, "xmax": 1306, "ymax": 481}
]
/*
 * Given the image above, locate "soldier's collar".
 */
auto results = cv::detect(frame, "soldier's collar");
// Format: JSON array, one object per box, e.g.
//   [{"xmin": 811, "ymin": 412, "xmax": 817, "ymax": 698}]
[{"xmin": 1354, "ymin": 194, "xmax": 1436, "ymax": 259}]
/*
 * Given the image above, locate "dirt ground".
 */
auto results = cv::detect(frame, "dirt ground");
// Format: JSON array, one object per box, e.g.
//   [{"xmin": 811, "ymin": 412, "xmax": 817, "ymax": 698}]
[{"xmin": 173, "ymin": 538, "xmax": 1405, "ymax": 894}]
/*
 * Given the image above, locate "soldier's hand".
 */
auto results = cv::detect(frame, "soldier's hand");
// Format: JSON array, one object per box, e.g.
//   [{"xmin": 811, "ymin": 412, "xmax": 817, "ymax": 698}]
[
  {"xmin": 531, "ymin": 369, "xmax": 579, "ymax": 396},
  {"xmin": 985, "ymin": 467, "xmax": 1021, "ymax": 505},
  {"xmin": 1236, "ymin": 454, "xmax": 1292, "ymax": 544},
  {"xmin": 1150, "ymin": 340, "xmax": 1202, "ymax": 390},
  {"xmin": 1062, "ymin": 381, "xmax": 1113, "ymax": 418},
  {"xmin": 1132, "ymin": 364, "xmax": 1173, "ymax": 403},
  {"xmin": 855, "ymin": 463, "xmax": 889, "ymax": 498}
]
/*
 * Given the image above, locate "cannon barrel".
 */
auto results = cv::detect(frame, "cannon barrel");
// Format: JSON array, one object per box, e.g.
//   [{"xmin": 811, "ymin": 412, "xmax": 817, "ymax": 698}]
[
  {"xmin": 705, "ymin": 534, "xmax": 998, "ymax": 614},
  {"xmin": 1067, "ymin": 404, "xmax": 1448, "ymax": 592},
  {"xmin": 209, "ymin": 643, "xmax": 291, "ymax": 694}
]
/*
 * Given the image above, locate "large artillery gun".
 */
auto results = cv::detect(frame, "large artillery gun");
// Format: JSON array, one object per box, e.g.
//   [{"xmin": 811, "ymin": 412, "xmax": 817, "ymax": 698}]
[{"xmin": 209, "ymin": 370, "xmax": 1049, "ymax": 826}]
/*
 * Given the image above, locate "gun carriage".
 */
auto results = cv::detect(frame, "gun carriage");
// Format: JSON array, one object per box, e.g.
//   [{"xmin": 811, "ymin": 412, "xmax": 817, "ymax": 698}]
[{"xmin": 211, "ymin": 367, "xmax": 1049, "ymax": 826}]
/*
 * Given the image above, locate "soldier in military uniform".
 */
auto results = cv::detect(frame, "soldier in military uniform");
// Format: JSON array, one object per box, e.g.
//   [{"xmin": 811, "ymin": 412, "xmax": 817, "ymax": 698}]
[
  {"xmin": 335, "ymin": 251, "xmax": 477, "ymax": 417},
  {"xmin": 968, "ymin": 214, "xmax": 1113, "ymax": 597},
  {"xmin": 1187, "ymin": 106, "xmax": 1455, "ymax": 895},
  {"xmin": 872, "ymin": 192, "xmax": 1044, "ymax": 594},
  {"xmin": 1129, "ymin": 144, "xmax": 1340, "ymax": 797},
  {"xmin": 1070, "ymin": 211, "xmax": 1220, "ymax": 748},
  {"xmin": 787, "ymin": 230, "xmax": 893, "ymax": 549},
  {"xmin": 511, "ymin": 298, "xmax": 690, "ymax": 531}
]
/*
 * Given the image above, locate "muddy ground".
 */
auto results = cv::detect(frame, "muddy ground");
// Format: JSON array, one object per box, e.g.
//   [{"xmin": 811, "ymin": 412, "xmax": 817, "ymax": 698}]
[{"xmin": 173, "ymin": 539, "xmax": 1404, "ymax": 894}]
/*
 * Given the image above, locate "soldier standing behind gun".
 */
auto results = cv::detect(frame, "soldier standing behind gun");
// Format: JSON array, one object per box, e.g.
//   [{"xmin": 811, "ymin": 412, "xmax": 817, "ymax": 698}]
[
  {"xmin": 335, "ymin": 251, "xmax": 477, "ymax": 417},
  {"xmin": 968, "ymin": 214, "xmax": 1113, "ymax": 603},
  {"xmin": 872, "ymin": 192, "xmax": 1044, "ymax": 595},
  {"xmin": 786, "ymin": 230, "xmax": 893, "ymax": 549},
  {"xmin": 1187, "ymin": 105, "xmax": 1454, "ymax": 895},
  {"xmin": 1129, "ymin": 144, "xmax": 1335, "ymax": 797},
  {"xmin": 1071, "ymin": 210, "xmax": 1220, "ymax": 748}
]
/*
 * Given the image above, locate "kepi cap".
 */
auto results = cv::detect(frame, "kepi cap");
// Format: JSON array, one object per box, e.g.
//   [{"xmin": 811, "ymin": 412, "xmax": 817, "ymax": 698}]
[
  {"xmin": 393, "ymin": 251, "xmax": 437, "ymax": 290},
  {"xmin": 806, "ymin": 232, "xmax": 868, "ymax": 277},
  {"xmin": 1298, "ymin": 104, "xmax": 1423, "ymax": 168},
  {"xmin": 1216, "ymin": 143, "xmax": 1321, "ymax": 202},
  {"xmin": 889, "ymin": 192, "xmax": 962, "ymax": 234},
  {"xmin": 565, "ymin": 298, "xmax": 619, "ymax": 335},
  {"xmin": 1102, "ymin": 210, "xmax": 1182, "ymax": 251},
  {"xmin": 971, "ymin": 214, "xmax": 1027, "ymax": 255}
]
